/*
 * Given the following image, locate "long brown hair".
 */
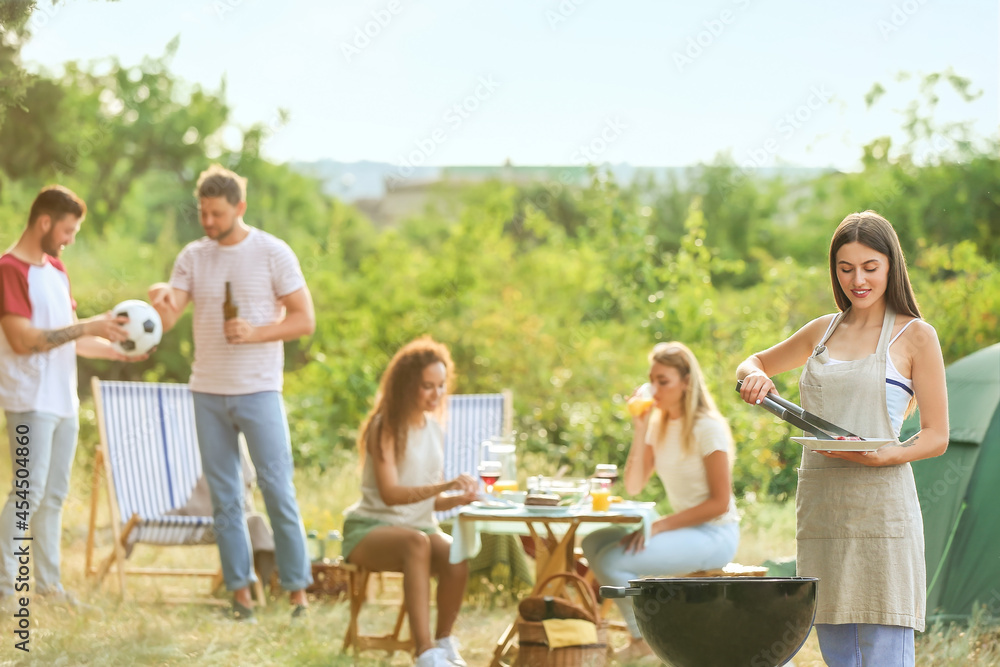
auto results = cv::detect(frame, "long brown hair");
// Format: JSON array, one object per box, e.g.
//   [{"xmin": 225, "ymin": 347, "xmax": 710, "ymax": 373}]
[
  {"xmin": 358, "ymin": 337, "xmax": 455, "ymax": 463},
  {"xmin": 829, "ymin": 211, "xmax": 921, "ymax": 318},
  {"xmin": 649, "ymin": 342, "xmax": 731, "ymax": 457}
]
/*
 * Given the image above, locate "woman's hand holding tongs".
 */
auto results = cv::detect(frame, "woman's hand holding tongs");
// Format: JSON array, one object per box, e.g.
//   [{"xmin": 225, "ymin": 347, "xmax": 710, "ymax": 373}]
[{"xmin": 738, "ymin": 371, "xmax": 777, "ymax": 406}]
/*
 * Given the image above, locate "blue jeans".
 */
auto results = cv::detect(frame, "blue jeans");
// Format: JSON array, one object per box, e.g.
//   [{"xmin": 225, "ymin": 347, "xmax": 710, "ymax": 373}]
[
  {"xmin": 582, "ymin": 521, "xmax": 740, "ymax": 637},
  {"xmin": 0, "ymin": 411, "xmax": 79, "ymax": 596},
  {"xmin": 816, "ymin": 623, "xmax": 915, "ymax": 667},
  {"xmin": 191, "ymin": 391, "xmax": 311, "ymax": 592}
]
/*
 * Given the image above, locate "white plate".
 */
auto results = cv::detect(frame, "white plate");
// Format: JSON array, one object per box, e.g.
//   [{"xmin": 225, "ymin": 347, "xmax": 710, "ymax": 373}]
[
  {"xmin": 791, "ymin": 437, "xmax": 894, "ymax": 452},
  {"xmin": 523, "ymin": 505, "xmax": 578, "ymax": 515},
  {"xmin": 470, "ymin": 500, "xmax": 519, "ymax": 510}
]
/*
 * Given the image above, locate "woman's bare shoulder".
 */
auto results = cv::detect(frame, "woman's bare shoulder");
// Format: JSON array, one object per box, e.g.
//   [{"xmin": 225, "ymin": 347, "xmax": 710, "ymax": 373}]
[
  {"xmin": 897, "ymin": 318, "xmax": 940, "ymax": 349},
  {"xmin": 794, "ymin": 313, "xmax": 840, "ymax": 345}
]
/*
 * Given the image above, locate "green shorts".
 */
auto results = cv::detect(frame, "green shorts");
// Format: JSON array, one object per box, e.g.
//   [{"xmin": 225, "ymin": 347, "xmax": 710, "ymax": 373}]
[{"xmin": 342, "ymin": 515, "xmax": 443, "ymax": 561}]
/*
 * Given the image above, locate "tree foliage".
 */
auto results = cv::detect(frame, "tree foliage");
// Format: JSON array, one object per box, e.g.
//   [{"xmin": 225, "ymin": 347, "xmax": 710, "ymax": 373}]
[{"xmin": 0, "ymin": 48, "xmax": 996, "ymax": 502}]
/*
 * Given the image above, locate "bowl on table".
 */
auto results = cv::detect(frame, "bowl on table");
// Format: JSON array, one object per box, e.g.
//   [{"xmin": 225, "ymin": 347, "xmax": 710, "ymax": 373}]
[
  {"xmin": 499, "ymin": 490, "xmax": 527, "ymax": 504},
  {"xmin": 530, "ymin": 478, "xmax": 590, "ymax": 506},
  {"xmin": 601, "ymin": 576, "xmax": 818, "ymax": 667}
]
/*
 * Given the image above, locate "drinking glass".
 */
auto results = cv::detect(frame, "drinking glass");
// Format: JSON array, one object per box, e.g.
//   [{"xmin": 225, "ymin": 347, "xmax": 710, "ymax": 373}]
[
  {"xmin": 590, "ymin": 478, "xmax": 612, "ymax": 512},
  {"xmin": 477, "ymin": 460, "xmax": 502, "ymax": 495},
  {"xmin": 628, "ymin": 383, "xmax": 655, "ymax": 417},
  {"xmin": 306, "ymin": 530, "xmax": 323, "ymax": 562},
  {"xmin": 594, "ymin": 463, "xmax": 619, "ymax": 485}
]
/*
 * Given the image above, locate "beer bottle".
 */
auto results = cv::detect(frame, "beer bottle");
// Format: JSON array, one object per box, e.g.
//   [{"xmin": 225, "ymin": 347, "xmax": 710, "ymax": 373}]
[{"xmin": 223, "ymin": 282, "xmax": 239, "ymax": 321}]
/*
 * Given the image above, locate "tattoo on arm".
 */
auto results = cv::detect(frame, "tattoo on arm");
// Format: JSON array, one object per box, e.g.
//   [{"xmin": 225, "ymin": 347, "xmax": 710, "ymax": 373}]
[
  {"xmin": 900, "ymin": 434, "xmax": 920, "ymax": 448},
  {"xmin": 40, "ymin": 324, "xmax": 85, "ymax": 350}
]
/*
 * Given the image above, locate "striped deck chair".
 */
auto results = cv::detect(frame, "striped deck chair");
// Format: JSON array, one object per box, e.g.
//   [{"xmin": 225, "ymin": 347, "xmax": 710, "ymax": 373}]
[
  {"xmin": 436, "ymin": 391, "xmax": 512, "ymax": 522},
  {"xmin": 86, "ymin": 378, "xmax": 264, "ymax": 604}
]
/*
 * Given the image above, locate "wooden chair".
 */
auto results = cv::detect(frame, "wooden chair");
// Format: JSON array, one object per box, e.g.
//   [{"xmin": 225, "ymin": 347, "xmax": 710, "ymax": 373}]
[
  {"xmin": 86, "ymin": 378, "xmax": 265, "ymax": 604},
  {"xmin": 341, "ymin": 560, "xmax": 414, "ymax": 657},
  {"xmin": 342, "ymin": 391, "xmax": 512, "ymax": 658}
]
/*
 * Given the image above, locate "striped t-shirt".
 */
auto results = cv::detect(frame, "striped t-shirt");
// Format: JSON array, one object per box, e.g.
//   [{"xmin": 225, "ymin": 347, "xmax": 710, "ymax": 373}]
[{"xmin": 169, "ymin": 226, "xmax": 305, "ymax": 395}]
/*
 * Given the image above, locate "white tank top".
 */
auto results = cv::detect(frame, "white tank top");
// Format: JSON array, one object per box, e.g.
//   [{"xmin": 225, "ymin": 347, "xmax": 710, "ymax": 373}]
[
  {"xmin": 822, "ymin": 317, "xmax": 917, "ymax": 435},
  {"xmin": 344, "ymin": 415, "xmax": 445, "ymax": 528}
]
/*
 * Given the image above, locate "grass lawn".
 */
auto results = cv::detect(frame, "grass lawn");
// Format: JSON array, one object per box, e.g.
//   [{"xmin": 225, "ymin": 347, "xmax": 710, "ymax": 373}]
[{"xmin": 2, "ymin": 456, "xmax": 998, "ymax": 665}]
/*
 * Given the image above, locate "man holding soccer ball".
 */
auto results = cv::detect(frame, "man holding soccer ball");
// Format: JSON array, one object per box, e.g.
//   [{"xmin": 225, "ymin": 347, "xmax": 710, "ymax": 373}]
[
  {"xmin": 149, "ymin": 165, "xmax": 316, "ymax": 621},
  {"xmin": 0, "ymin": 185, "xmax": 141, "ymax": 606}
]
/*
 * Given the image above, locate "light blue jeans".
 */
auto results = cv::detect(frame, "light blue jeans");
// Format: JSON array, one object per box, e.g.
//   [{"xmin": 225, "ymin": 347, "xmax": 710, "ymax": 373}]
[
  {"xmin": 191, "ymin": 391, "xmax": 311, "ymax": 592},
  {"xmin": 582, "ymin": 521, "xmax": 740, "ymax": 637},
  {"xmin": 0, "ymin": 411, "xmax": 79, "ymax": 596},
  {"xmin": 816, "ymin": 623, "xmax": 915, "ymax": 667}
]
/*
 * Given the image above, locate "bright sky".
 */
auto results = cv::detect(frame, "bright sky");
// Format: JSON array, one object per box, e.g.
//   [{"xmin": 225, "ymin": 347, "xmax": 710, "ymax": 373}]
[{"xmin": 20, "ymin": 0, "xmax": 1000, "ymax": 169}]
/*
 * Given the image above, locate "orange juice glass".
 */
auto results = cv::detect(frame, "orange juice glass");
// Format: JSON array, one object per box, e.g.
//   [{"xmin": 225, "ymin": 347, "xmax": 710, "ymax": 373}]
[
  {"xmin": 627, "ymin": 383, "xmax": 655, "ymax": 417},
  {"xmin": 493, "ymin": 480, "xmax": 519, "ymax": 493},
  {"xmin": 590, "ymin": 478, "xmax": 611, "ymax": 512}
]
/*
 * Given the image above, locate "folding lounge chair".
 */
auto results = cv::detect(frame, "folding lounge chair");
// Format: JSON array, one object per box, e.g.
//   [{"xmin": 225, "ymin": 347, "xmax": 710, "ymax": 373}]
[
  {"xmin": 437, "ymin": 390, "xmax": 513, "ymax": 522},
  {"xmin": 86, "ymin": 378, "xmax": 265, "ymax": 604}
]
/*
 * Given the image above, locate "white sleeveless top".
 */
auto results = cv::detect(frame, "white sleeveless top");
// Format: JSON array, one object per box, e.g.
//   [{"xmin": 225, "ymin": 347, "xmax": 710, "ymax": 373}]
[
  {"xmin": 821, "ymin": 316, "xmax": 917, "ymax": 435},
  {"xmin": 344, "ymin": 415, "xmax": 445, "ymax": 529}
]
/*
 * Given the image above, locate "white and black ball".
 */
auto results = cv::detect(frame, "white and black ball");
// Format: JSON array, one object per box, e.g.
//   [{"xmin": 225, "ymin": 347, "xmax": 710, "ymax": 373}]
[{"xmin": 111, "ymin": 299, "xmax": 163, "ymax": 357}]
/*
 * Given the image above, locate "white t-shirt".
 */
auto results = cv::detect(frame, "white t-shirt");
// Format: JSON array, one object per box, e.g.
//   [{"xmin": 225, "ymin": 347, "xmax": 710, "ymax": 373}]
[
  {"xmin": 645, "ymin": 411, "xmax": 740, "ymax": 525},
  {"xmin": 0, "ymin": 254, "xmax": 78, "ymax": 417},
  {"xmin": 344, "ymin": 416, "xmax": 445, "ymax": 529},
  {"xmin": 169, "ymin": 227, "xmax": 305, "ymax": 395}
]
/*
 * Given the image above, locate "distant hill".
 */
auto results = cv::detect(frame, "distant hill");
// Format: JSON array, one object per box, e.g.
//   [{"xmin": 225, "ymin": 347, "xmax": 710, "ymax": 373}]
[{"xmin": 290, "ymin": 159, "xmax": 835, "ymax": 203}]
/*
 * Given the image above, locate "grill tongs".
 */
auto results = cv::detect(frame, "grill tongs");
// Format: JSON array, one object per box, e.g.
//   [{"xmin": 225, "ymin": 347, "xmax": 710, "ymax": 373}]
[{"xmin": 735, "ymin": 380, "xmax": 864, "ymax": 440}]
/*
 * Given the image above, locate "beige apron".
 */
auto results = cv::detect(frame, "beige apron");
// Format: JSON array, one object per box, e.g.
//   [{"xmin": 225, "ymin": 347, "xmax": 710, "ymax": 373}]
[{"xmin": 797, "ymin": 306, "xmax": 926, "ymax": 631}]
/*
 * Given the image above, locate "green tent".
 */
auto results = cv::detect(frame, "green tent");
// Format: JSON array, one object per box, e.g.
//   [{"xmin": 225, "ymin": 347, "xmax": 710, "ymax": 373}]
[{"xmin": 901, "ymin": 342, "xmax": 1000, "ymax": 624}]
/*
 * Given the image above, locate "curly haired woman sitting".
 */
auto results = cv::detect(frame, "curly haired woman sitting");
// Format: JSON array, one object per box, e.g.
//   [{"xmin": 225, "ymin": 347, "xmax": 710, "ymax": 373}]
[{"xmin": 342, "ymin": 337, "xmax": 478, "ymax": 667}]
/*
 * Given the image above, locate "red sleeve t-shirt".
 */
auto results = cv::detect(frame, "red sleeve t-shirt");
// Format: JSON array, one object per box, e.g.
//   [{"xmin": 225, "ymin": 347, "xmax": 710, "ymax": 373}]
[{"xmin": 0, "ymin": 253, "xmax": 79, "ymax": 416}]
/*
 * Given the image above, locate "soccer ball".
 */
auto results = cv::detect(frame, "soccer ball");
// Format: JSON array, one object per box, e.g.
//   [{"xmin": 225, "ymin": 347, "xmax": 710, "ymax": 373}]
[{"xmin": 112, "ymin": 300, "xmax": 163, "ymax": 357}]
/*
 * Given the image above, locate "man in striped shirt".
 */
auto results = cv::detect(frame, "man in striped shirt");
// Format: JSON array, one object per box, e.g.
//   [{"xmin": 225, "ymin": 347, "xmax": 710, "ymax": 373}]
[{"xmin": 149, "ymin": 165, "xmax": 315, "ymax": 621}]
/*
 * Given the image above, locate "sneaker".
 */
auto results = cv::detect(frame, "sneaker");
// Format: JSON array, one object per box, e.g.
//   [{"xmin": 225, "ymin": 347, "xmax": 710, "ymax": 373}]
[
  {"xmin": 229, "ymin": 599, "xmax": 257, "ymax": 624},
  {"xmin": 435, "ymin": 636, "xmax": 467, "ymax": 667},
  {"xmin": 415, "ymin": 647, "xmax": 451, "ymax": 667},
  {"xmin": 291, "ymin": 604, "xmax": 308, "ymax": 620}
]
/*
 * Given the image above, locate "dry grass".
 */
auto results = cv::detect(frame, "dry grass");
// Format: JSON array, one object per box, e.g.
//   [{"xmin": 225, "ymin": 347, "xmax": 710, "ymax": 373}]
[{"xmin": 0, "ymin": 448, "xmax": 997, "ymax": 665}]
